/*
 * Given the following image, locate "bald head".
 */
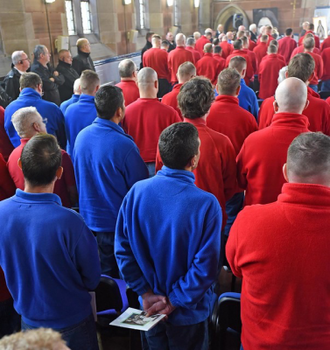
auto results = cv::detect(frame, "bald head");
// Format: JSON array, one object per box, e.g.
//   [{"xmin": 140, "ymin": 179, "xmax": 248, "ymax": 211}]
[
  {"xmin": 176, "ymin": 33, "xmax": 186, "ymax": 46},
  {"xmin": 286, "ymin": 132, "xmax": 330, "ymax": 186},
  {"xmin": 275, "ymin": 77, "xmax": 307, "ymax": 114},
  {"xmin": 73, "ymin": 78, "xmax": 81, "ymax": 94},
  {"xmin": 137, "ymin": 67, "xmax": 158, "ymax": 97}
]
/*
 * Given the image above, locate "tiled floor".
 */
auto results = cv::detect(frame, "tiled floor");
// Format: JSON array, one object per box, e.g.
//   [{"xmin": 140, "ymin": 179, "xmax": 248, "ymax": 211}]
[{"xmin": 97, "ymin": 268, "xmax": 242, "ymax": 350}]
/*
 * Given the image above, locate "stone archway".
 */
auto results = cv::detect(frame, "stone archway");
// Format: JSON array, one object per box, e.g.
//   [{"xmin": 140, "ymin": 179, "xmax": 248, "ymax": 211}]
[{"xmin": 214, "ymin": 4, "xmax": 249, "ymax": 32}]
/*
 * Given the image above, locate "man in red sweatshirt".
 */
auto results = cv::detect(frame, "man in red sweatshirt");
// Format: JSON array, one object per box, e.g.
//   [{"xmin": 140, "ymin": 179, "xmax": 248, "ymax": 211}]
[
  {"xmin": 196, "ymin": 43, "xmax": 222, "ymax": 85},
  {"xmin": 115, "ymin": 59, "xmax": 139, "ymax": 106},
  {"xmin": 237, "ymin": 77, "xmax": 310, "ymax": 206},
  {"xmin": 143, "ymin": 34, "xmax": 171, "ymax": 98},
  {"xmin": 258, "ymin": 53, "xmax": 330, "ymax": 134},
  {"xmin": 124, "ymin": 68, "xmax": 181, "ymax": 176},
  {"xmin": 278, "ymin": 27, "xmax": 297, "ymax": 64},
  {"xmin": 220, "ymin": 35, "xmax": 233, "ymax": 59},
  {"xmin": 227, "ymin": 131, "xmax": 330, "ymax": 350},
  {"xmin": 303, "ymin": 36, "xmax": 323, "ymax": 92},
  {"xmin": 253, "ymin": 34, "xmax": 268, "ymax": 67},
  {"xmin": 162, "ymin": 61, "xmax": 196, "ymax": 119},
  {"xmin": 298, "ymin": 22, "xmax": 320, "ymax": 48}
]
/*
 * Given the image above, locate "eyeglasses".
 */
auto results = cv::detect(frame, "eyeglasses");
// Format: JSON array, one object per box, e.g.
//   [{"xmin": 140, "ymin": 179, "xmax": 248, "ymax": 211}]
[{"xmin": 21, "ymin": 58, "xmax": 30, "ymax": 62}]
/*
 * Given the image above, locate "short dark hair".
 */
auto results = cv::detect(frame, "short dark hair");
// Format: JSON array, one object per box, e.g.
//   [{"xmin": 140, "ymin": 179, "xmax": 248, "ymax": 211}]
[
  {"xmin": 261, "ymin": 35, "xmax": 269, "ymax": 42},
  {"xmin": 308, "ymin": 23, "xmax": 314, "ymax": 31},
  {"xmin": 233, "ymin": 39, "xmax": 242, "ymax": 50},
  {"xmin": 268, "ymin": 44, "xmax": 277, "ymax": 54},
  {"xmin": 229, "ymin": 56, "xmax": 247, "ymax": 73},
  {"xmin": 287, "ymin": 132, "xmax": 330, "ymax": 179},
  {"xmin": 80, "ymin": 70, "xmax": 100, "ymax": 94},
  {"xmin": 288, "ymin": 53, "xmax": 315, "ymax": 83},
  {"xmin": 159, "ymin": 122, "xmax": 199, "ymax": 170},
  {"xmin": 178, "ymin": 77, "xmax": 214, "ymax": 119},
  {"xmin": 213, "ymin": 38, "xmax": 220, "ymax": 46},
  {"xmin": 20, "ymin": 72, "xmax": 42, "ymax": 90},
  {"xmin": 214, "ymin": 46, "xmax": 222, "ymax": 54},
  {"xmin": 217, "ymin": 68, "xmax": 241, "ymax": 96},
  {"xmin": 146, "ymin": 32, "xmax": 154, "ymax": 40},
  {"xmin": 95, "ymin": 85, "xmax": 124, "ymax": 120},
  {"xmin": 285, "ymin": 28, "xmax": 293, "ymax": 36},
  {"xmin": 21, "ymin": 134, "xmax": 62, "ymax": 187}
]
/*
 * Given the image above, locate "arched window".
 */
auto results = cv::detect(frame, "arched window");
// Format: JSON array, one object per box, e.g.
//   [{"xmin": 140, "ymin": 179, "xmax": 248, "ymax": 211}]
[{"xmin": 135, "ymin": 0, "xmax": 149, "ymax": 31}]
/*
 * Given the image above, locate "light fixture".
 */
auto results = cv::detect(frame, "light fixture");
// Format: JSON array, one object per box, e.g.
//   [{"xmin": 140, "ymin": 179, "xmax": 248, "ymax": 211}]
[
  {"xmin": 45, "ymin": 0, "xmax": 55, "ymax": 3},
  {"xmin": 123, "ymin": 0, "xmax": 131, "ymax": 4},
  {"xmin": 194, "ymin": 0, "xmax": 200, "ymax": 8},
  {"xmin": 167, "ymin": 0, "xmax": 174, "ymax": 6}
]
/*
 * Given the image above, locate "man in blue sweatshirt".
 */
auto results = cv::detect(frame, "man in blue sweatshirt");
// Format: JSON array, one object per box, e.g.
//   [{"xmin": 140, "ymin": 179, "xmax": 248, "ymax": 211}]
[
  {"xmin": 0, "ymin": 134, "xmax": 101, "ymax": 350},
  {"xmin": 74, "ymin": 85, "xmax": 148, "ymax": 278},
  {"xmin": 115, "ymin": 122, "xmax": 222, "ymax": 350}
]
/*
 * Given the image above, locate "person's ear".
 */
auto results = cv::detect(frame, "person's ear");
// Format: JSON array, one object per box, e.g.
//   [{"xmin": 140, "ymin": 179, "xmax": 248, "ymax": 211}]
[
  {"xmin": 283, "ymin": 163, "xmax": 289, "ymax": 182},
  {"xmin": 307, "ymin": 72, "xmax": 314, "ymax": 83},
  {"xmin": 95, "ymin": 85, "xmax": 100, "ymax": 93},
  {"xmin": 56, "ymin": 166, "xmax": 63, "ymax": 180},
  {"xmin": 273, "ymin": 99, "xmax": 279, "ymax": 113},
  {"xmin": 285, "ymin": 71, "xmax": 289, "ymax": 79},
  {"xmin": 304, "ymin": 99, "xmax": 310, "ymax": 110},
  {"xmin": 236, "ymin": 85, "xmax": 241, "ymax": 96},
  {"xmin": 18, "ymin": 158, "xmax": 22, "ymax": 170},
  {"xmin": 215, "ymin": 83, "xmax": 219, "ymax": 94}
]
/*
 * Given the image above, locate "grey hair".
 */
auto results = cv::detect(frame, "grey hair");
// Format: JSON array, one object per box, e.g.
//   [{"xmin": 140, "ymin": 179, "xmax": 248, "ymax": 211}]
[
  {"xmin": 118, "ymin": 59, "xmax": 137, "ymax": 78},
  {"xmin": 33, "ymin": 45, "xmax": 47, "ymax": 61},
  {"xmin": 11, "ymin": 107, "xmax": 41, "ymax": 137},
  {"xmin": 12, "ymin": 51, "xmax": 25, "ymax": 66}
]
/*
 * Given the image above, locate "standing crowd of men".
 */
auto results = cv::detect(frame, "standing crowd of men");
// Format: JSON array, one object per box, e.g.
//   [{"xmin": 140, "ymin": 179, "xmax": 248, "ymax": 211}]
[{"xmin": 0, "ymin": 20, "xmax": 330, "ymax": 350}]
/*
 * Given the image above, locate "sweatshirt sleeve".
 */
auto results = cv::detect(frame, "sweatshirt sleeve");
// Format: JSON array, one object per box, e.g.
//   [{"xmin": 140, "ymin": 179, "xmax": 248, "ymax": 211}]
[
  {"xmin": 123, "ymin": 146, "xmax": 149, "ymax": 188},
  {"xmin": 115, "ymin": 197, "xmax": 150, "ymax": 296},
  {"xmin": 168, "ymin": 202, "xmax": 221, "ymax": 309}
]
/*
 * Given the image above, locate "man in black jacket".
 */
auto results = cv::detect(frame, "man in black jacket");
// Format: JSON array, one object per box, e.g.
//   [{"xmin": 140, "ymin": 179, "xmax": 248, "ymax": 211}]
[
  {"xmin": 31, "ymin": 45, "xmax": 64, "ymax": 106},
  {"xmin": 56, "ymin": 50, "xmax": 79, "ymax": 103},
  {"xmin": 2, "ymin": 51, "xmax": 30, "ymax": 101},
  {"xmin": 72, "ymin": 39, "xmax": 95, "ymax": 75},
  {"xmin": 140, "ymin": 32, "xmax": 154, "ymax": 69}
]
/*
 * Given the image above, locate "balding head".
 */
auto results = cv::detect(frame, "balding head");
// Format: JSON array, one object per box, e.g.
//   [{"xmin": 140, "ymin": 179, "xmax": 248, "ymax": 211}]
[
  {"xmin": 238, "ymin": 25, "xmax": 245, "ymax": 32},
  {"xmin": 226, "ymin": 32, "xmax": 234, "ymax": 40},
  {"xmin": 176, "ymin": 33, "xmax": 186, "ymax": 46},
  {"xmin": 204, "ymin": 43, "xmax": 213, "ymax": 54},
  {"xmin": 274, "ymin": 77, "xmax": 308, "ymax": 114},
  {"xmin": 285, "ymin": 132, "xmax": 330, "ymax": 186},
  {"xmin": 137, "ymin": 67, "xmax": 158, "ymax": 97},
  {"xmin": 229, "ymin": 56, "xmax": 247, "ymax": 77},
  {"xmin": 177, "ymin": 62, "xmax": 196, "ymax": 84},
  {"xmin": 193, "ymin": 32, "xmax": 201, "ymax": 41},
  {"xmin": 118, "ymin": 59, "xmax": 137, "ymax": 79},
  {"xmin": 217, "ymin": 68, "xmax": 241, "ymax": 96},
  {"xmin": 302, "ymin": 21, "xmax": 309, "ymax": 30}
]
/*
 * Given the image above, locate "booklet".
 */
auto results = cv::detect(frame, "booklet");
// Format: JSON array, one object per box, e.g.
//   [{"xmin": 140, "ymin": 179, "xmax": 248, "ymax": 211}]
[{"xmin": 110, "ymin": 307, "xmax": 166, "ymax": 331}]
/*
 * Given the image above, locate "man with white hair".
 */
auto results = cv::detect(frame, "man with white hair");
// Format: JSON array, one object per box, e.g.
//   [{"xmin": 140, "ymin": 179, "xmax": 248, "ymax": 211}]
[
  {"xmin": 226, "ymin": 31, "xmax": 234, "ymax": 44},
  {"xmin": 193, "ymin": 31, "xmax": 201, "ymax": 41},
  {"xmin": 115, "ymin": 59, "xmax": 139, "ymax": 106},
  {"xmin": 299, "ymin": 21, "xmax": 309, "ymax": 39},
  {"xmin": 60, "ymin": 78, "xmax": 80, "ymax": 114},
  {"xmin": 216, "ymin": 24, "xmax": 224, "ymax": 37},
  {"xmin": 228, "ymin": 131, "xmax": 330, "ymax": 350},
  {"xmin": 237, "ymin": 77, "xmax": 310, "ymax": 206},
  {"xmin": 124, "ymin": 68, "xmax": 181, "ymax": 175},
  {"xmin": 249, "ymin": 23, "xmax": 258, "ymax": 42},
  {"xmin": 195, "ymin": 28, "xmax": 213, "ymax": 55},
  {"xmin": 168, "ymin": 33, "xmax": 194, "ymax": 84},
  {"xmin": 2, "ymin": 51, "xmax": 30, "ymax": 101},
  {"xmin": 143, "ymin": 34, "xmax": 171, "ymax": 97}
]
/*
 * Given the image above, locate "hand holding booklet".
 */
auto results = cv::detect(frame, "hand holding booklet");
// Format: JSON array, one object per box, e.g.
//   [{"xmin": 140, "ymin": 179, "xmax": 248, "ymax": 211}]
[{"xmin": 110, "ymin": 307, "xmax": 166, "ymax": 331}]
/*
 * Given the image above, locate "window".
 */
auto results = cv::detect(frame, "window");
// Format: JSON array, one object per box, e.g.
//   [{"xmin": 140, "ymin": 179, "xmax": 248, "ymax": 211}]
[
  {"xmin": 65, "ymin": 1, "xmax": 76, "ymax": 35},
  {"xmin": 174, "ymin": 0, "xmax": 181, "ymax": 27},
  {"xmin": 135, "ymin": 0, "xmax": 149, "ymax": 31},
  {"xmin": 81, "ymin": 0, "xmax": 93, "ymax": 34}
]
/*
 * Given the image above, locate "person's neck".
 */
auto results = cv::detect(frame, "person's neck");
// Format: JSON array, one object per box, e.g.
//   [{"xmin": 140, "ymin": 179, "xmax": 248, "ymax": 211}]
[
  {"xmin": 139, "ymin": 92, "xmax": 157, "ymax": 99},
  {"xmin": 152, "ymin": 45, "xmax": 160, "ymax": 49},
  {"xmin": 304, "ymin": 49, "xmax": 313, "ymax": 53},
  {"xmin": 38, "ymin": 60, "xmax": 47, "ymax": 68},
  {"xmin": 24, "ymin": 182, "xmax": 55, "ymax": 194},
  {"xmin": 121, "ymin": 77, "xmax": 135, "ymax": 82}
]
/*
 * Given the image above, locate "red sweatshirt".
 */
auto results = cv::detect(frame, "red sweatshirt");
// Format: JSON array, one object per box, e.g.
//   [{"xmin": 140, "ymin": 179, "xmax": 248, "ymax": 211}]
[
  {"xmin": 143, "ymin": 48, "xmax": 170, "ymax": 81},
  {"xmin": 0, "ymin": 107, "xmax": 14, "ymax": 160},
  {"xmin": 168, "ymin": 47, "xmax": 194, "ymax": 83},
  {"xmin": 321, "ymin": 48, "xmax": 330, "ymax": 80},
  {"xmin": 115, "ymin": 80, "xmax": 139, "ymax": 106},
  {"xmin": 290, "ymin": 45, "xmax": 320, "ymax": 60},
  {"xmin": 7, "ymin": 139, "xmax": 76, "ymax": 208},
  {"xmin": 243, "ymin": 49, "xmax": 257, "ymax": 74},
  {"xmin": 278, "ymin": 36, "xmax": 297, "ymax": 64},
  {"xmin": 248, "ymin": 40, "xmax": 257, "ymax": 52},
  {"xmin": 124, "ymin": 98, "xmax": 181, "ymax": 162},
  {"xmin": 306, "ymin": 51, "xmax": 323, "ymax": 85},
  {"xmin": 155, "ymin": 118, "xmax": 237, "ymax": 228},
  {"xmin": 196, "ymin": 53, "xmax": 222, "ymax": 85},
  {"xmin": 0, "ymin": 153, "xmax": 15, "ymax": 201},
  {"xmin": 195, "ymin": 35, "xmax": 211, "ymax": 55},
  {"xmin": 220, "ymin": 41, "xmax": 233, "ymax": 59},
  {"xmin": 161, "ymin": 83, "xmax": 183, "ymax": 119},
  {"xmin": 207, "ymin": 95, "xmax": 258, "ymax": 155},
  {"xmin": 258, "ymin": 87, "xmax": 330, "ymax": 135},
  {"xmin": 321, "ymin": 37, "xmax": 330, "ymax": 51},
  {"xmin": 213, "ymin": 54, "xmax": 226, "ymax": 71},
  {"xmin": 298, "ymin": 30, "xmax": 320, "ymax": 48},
  {"xmin": 257, "ymin": 34, "xmax": 274, "ymax": 46},
  {"xmin": 186, "ymin": 46, "xmax": 202, "ymax": 63},
  {"xmin": 226, "ymin": 50, "xmax": 253, "ymax": 85},
  {"xmin": 253, "ymin": 42, "xmax": 268, "ymax": 67},
  {"xmin": 227, "ymin": 182, "xmax": 330, "ymax": 350},
  {"xmin": 237, "ymin": 112, "xmax": 310, "ymax": 206},
  {"xmin": 258, "ymin": 54, "xmax": 285, "ymax": 99}
]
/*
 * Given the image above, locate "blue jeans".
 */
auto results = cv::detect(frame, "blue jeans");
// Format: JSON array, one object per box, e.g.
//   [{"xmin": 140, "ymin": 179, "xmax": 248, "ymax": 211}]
[
  {"xmin": 141, "ymin": 319, "xmax": 208, "ymax": 350},
  {"xmin": 321, "ymin": 80, "xmax": 330, "ymax": 92},
  {"xmin": 95, "ymin": 231, "xmax": 119, "ymax": 278},
  {"xmin": 224, "ymin": 192, "xmax": 244, "ymax": 236},
  {"xmin": 0, "ymin": 297, "xmax": 21, "ymax": 337},
  {"xmin": 309, "ymin": 84, "xmax": 318, "ymax": 93},
  {"xmin": 146, "ymin": 162, "xmax": 156, "ymax": 177},
  {"xmin": 21, "ymin": 313, "xmax": 99, "ymax": 350}
]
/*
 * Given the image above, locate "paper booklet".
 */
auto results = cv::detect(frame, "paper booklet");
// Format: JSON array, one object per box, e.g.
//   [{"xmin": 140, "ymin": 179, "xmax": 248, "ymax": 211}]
[{"xmin": 110, "ymin": 307, "xmax": 166, "ymax": 331}]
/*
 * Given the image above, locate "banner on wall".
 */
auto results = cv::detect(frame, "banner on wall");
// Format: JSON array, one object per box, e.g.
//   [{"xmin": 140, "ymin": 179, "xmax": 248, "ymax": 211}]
[
  {"xmin": 314, "ymin": 7, "xmax": 330, "ymax": 39},
  {"xmin": 253, "ymin": 8, "xmax": 279, "ymax": 34}
]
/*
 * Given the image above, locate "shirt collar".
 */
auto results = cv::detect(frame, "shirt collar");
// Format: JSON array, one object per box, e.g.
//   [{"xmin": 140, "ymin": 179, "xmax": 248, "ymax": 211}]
[
  {"xmin": 184, "ymin": 117, "xmax": 206, "ymax": 126},
  {"xmin": 157, "ymin": 166, "xmax": 195, "ymax": 184},
  {"xmin": 94, "ymin": 117, "xmax": 133, "ymax": 139},
  {"xmin": 15, "ymin": 189, "xmax": 62, "ymax": 206}
]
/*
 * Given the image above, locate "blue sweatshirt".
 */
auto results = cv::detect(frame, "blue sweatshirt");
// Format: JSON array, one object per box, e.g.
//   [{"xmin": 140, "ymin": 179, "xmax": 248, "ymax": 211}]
[
  {"xmin": 64, "ymin": 94, "xmax": 97, "ymax": 158},
  {"xmin": 4, "ymin": 88, "xmax": 66, "ymax": 149},
  {"xmin": 0, "ymin": 190, "xmax": 101, "ymax": 328},
  {"xmin": 115, "ymin": 166, "xmax": 222, "ymax": 325},
  {"xmin": 60, "ymin": 94, "xmax": 80, "ymax": 114},
  {"xmin": 74, "ymin": 117, "xmax": 148, "ymax": 232}
]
